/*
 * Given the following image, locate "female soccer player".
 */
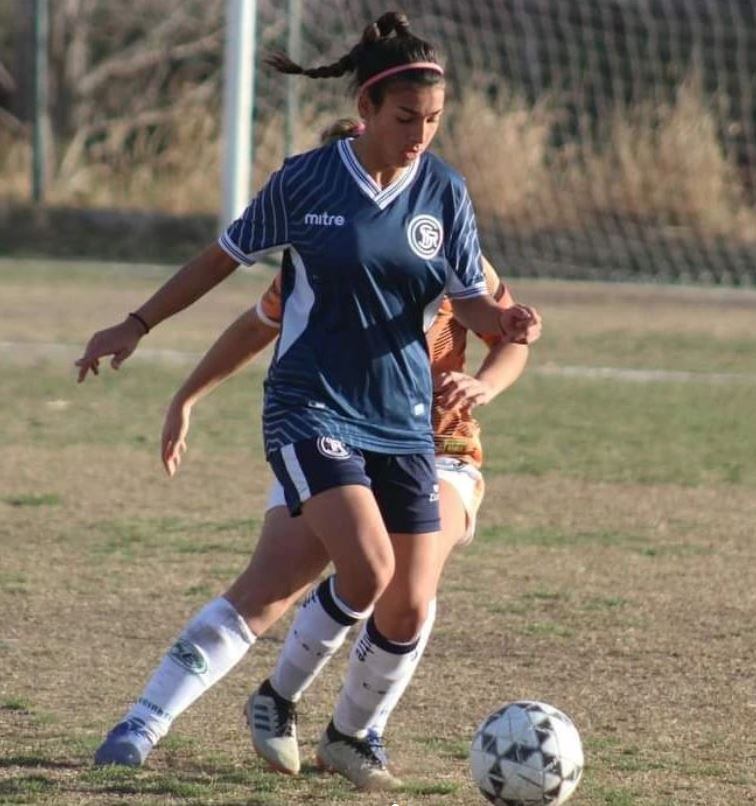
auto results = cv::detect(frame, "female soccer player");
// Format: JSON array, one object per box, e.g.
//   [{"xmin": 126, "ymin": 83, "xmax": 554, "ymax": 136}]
[
  {"xmin": 94, "ymin": 255, "xmax": 539, "ymax": 789},
  {"xmin": 82, "ymin": 11, "xmax": 538, "ymax": 789}
]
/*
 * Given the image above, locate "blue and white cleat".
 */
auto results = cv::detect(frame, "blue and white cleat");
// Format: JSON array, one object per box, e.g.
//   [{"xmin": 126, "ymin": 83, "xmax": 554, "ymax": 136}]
[{"xmin": 94, "ymin": 717, "xmax": 158, "ymax": 767}]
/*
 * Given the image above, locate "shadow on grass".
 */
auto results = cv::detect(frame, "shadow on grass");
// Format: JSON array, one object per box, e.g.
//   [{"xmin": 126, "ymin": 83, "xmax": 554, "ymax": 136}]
[{"xmin": 0, "ymin": 755, "xmax": 83, "ymax": 769}]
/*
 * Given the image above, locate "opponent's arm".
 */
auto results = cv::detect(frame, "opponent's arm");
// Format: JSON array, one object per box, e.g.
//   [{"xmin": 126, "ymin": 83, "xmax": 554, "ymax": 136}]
[
  {"xmin": 76, "ymin": 243, "xmax": 239, "ymax": 382},
  {"xmin": 436, "ymin": 258, "xmax": 542, "ymax": 410},
  {"xmin": 162, "ymin": 307, "xmax": 278, "ymax": 476}
]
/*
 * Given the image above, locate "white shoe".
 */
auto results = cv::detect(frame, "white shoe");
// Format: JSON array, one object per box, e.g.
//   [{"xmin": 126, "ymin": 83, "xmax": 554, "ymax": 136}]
[
  {"xmin": 316, "ymin": 720, "xmax": 402, "ymax": 792},
  {"xmin": 245, "ymin": 679, "xmax": 300, "ymax": 775}
]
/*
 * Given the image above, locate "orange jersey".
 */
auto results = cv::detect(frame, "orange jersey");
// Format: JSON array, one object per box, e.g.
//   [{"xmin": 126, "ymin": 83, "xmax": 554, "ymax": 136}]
[
  {"xmin": 426, "ymin": 281, "xmax": 504, "ymax": 467},
  {"xmin": 255, "ymin": 270, "xmax": 506, "ymax": 468}
]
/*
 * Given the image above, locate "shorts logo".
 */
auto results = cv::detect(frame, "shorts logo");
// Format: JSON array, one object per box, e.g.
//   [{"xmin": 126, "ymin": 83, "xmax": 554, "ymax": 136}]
[
  {"xmin": 429, "ymin": 483, "xmax": 440, "ymax": 502},
  {"xmin": 316, "ymin": 436, "xmax": 351, "ymax": 460},
  {"xmin": 168, "ymin": 638, "xmax": 208, "ymax": 675},
  {"xmin": 407, "ymin": 214, "xmax": 443, "ymax": 259}
]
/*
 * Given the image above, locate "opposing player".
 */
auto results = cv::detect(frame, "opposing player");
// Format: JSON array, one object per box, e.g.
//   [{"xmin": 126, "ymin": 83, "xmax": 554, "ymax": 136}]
[{"xmin": 82, "ymin": 11, "xmax": 539, "ymax": 789}]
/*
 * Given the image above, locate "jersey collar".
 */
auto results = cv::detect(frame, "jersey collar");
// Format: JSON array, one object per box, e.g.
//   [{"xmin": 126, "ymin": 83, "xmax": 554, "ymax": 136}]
[{"xmin": 337, "ymin": 138, "xmax": 421, "ymax": 210}]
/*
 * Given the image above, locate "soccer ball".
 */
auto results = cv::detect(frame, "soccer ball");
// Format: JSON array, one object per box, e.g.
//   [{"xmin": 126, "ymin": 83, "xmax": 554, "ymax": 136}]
[{"xmin": 469, "ymin": 700, "xmax": 584, "ymax": 805}]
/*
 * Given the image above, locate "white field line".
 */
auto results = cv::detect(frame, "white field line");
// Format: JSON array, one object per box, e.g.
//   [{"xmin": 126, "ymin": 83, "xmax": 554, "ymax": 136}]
[
  {"xmin": 0, "ymin": 341, "xmax": 204, "ymax": 366},
  {"xmin": 534, "ymin": 363, "xmax": 756, "ymax": 384},
  {"xmin": 2, "ymin": 340, "xmax": 756, "ymax": 384}
]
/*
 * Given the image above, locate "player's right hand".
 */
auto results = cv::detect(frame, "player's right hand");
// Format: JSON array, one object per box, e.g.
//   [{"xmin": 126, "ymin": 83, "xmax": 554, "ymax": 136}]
[
  {"xmin": 75, "ymin": 318, "xmax": 144, "ymax": 382},
  {"xmin": 499, "ymin": 304, "xmax": 541, "ymax": 345},
  {"xmin": 161, "ymin": 401, "xmax": 191, "ymax": 477}
]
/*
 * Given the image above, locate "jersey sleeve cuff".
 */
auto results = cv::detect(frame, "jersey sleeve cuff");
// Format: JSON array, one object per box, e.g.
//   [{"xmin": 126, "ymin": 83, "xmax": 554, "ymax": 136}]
[
  {"xmin": 446, "ymin": 281, "xmax": 488, "ymax": 300},
  {"xmin": 217, "ymin": 233, "xmax": 255, "ymax": 267}
]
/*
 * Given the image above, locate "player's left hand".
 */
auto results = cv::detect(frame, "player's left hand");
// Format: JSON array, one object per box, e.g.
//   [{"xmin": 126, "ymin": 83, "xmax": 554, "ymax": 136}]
[
  {"xmin": 434, "ymin": 371, "xmax": 494, "ymax": 411},
  {"xmin": 161, "ymin": 400, "xmax": 192, "ymax": 477}
]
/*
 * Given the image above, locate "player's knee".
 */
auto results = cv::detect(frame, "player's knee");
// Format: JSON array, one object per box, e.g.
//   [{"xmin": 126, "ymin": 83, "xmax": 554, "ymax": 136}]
[
  {"xmin": 337, "ymin": 556, "xmax": 394, "ymax": 611},
  {"xmin": 379, "ymin": 601, "xmax": 428, "ymax": 643}
]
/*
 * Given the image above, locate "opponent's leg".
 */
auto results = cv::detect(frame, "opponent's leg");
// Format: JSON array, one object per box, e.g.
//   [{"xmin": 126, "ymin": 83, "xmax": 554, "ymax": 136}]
[
  {"xmin": 95, "ymin": 596, "xmax": 254, "ymax": 766},
  {"xmin": 96, "ymin": 506, "xmax": 328, "ymax": 767}
]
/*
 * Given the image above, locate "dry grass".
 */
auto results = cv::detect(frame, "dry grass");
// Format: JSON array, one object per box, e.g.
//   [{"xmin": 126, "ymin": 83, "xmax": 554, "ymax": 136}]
[
  {"xmin": 567, "ymin": 74, "xmax": 754, "ymax": 238},
  {"xmin": 443, "ymin": 76, "xmax": 755, "ymax": 242},
  {"xmin": 2, "ymin": 72, "xmax": 753, "ymax": 247},
  {"xmin": 440, "ymin": 90, "xmax": 555, "ymax": 229},
  {"xmin": 1, "ymin": 260, "xmax": 756, "ymax": 803}
]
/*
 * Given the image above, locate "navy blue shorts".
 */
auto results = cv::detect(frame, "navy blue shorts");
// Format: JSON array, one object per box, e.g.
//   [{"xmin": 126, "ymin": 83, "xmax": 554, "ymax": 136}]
[{"xmin": 268, "ymin": 437, "xmax": 441, "ymax": 534}]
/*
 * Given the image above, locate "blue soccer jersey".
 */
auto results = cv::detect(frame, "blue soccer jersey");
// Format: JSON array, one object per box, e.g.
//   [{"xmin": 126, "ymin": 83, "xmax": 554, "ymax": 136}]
[{"xmin": 219, "ymin": 138, "xmax": 487, "ymax": 456}]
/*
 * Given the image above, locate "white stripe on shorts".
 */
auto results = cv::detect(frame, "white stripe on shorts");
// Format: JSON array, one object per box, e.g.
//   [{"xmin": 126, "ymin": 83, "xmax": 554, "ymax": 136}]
[{"xmin": 281, "ymin": 443, "xmax": 312, "ymax": 502}]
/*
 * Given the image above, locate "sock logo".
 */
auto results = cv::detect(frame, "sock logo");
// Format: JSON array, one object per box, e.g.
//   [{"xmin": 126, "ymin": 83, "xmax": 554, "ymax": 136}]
[
  {"xmin": 355, "ymin": 633, "xmax": 375, "ymax": 663},
  {"xmin": 137, "ymin": 697, "xmax": 170, "ymax": 719},
  {"xmin": 168, "ymin": 638, "xmax": 208, "ymax": 675}
]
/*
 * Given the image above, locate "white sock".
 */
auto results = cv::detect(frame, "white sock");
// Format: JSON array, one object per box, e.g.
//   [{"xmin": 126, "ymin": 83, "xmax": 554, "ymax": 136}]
[
  {"xmin": 368, "ymin": 598, "xmax": 437, "ymax": 736},
  {"xmin": 269, "ymin": 575, "xmax": 369, "ymax": 702},
  {"xmin": 125, "ymin": 597, "xmax": 255, "ymax": 739},
  {"xmin": 333, "ymin": 612, "xmax": 427, "ymax": 738}
]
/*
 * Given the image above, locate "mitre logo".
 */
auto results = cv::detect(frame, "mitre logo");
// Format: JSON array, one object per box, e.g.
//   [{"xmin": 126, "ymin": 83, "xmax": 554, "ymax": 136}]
[{"xmin": 304, "ymin": 211, "xmax": 346, "ymax": 226}]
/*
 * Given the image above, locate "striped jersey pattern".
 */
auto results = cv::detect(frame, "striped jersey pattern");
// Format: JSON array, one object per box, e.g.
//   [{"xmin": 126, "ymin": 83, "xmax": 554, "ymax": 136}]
[
  {"xmin": 219, "ymin": 138, "xmax": 487, "ymax": 456},
  {"xmin": 256, "ymin": 270, "xmax": 505, "ymax": 468}
]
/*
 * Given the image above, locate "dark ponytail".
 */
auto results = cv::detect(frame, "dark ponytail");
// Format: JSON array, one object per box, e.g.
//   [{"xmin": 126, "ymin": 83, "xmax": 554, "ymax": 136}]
[
  {"xmin": 319, "ymin": 117, "xmax": 365, "ymax": 145},
  {"xmin": 265, "ymin": 11, "xmax": 443, "ymax": 104}
]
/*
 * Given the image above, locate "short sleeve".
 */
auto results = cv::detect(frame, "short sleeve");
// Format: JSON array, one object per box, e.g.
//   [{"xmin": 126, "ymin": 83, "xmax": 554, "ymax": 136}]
[
  {"xmin": 218, "ymin": 167, "xmax": 290, "ymax": 266},
  {"xmin": 444, "ymin": 182, "xmax": 487, "ymax": 300}
]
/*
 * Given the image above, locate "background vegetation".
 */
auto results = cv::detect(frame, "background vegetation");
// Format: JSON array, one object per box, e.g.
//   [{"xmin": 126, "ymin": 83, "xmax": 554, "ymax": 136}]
[{"xmin": 1, "ymin": 0, "xmax": 754, "ymax": 280}]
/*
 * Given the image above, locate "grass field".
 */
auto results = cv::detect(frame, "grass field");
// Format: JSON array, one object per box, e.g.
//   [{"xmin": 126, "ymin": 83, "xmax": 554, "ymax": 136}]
[{"xmin": 1, "ymin": 258, "xmax": 755, "ymax": 805}]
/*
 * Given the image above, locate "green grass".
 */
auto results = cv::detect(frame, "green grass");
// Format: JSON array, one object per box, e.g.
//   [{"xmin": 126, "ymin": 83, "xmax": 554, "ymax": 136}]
[
  {"xmin": 571, "ymin": 330, "xmax": 756, "ymax": 374},
  {"xmin": 86, "ymin": 517, "xmax": 253, "ymax": 559},
  {"xmin": 3, "ymin": 358, "xmax": 754, "ymax": 489},
  {"xmin": 0, "ymin": 775, "xmax": 60, "ymax": 799},
  {"xmin": 1, "ymin": 697, "xmax": 32, "ymax": 711},
  {"xmin": 477, "ymin": 525, "xmax": 650, "ymax": 549},
  {"xmin": 2, "ymin": 263, "xmax": 756, "ymax": 805},
  {"xmin": 4, "ymin": 493, "xmax": 61, "ymax": 507},
  {"xmin": 480, "ymin": 374, "xmax": 756, "ymax": 485}
]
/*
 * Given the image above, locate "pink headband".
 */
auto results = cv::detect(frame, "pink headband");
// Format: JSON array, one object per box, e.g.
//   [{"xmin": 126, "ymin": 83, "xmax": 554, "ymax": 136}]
[{"xmin": 358, "ymin": 62, "xmax": 444, "ymax": 94}]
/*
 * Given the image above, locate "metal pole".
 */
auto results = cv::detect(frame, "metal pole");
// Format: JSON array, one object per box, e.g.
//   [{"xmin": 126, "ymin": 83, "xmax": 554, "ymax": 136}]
[
  {"xmin": 221, "ymin": 0, "xmax": 256, "ymax": 228},
  {"xmin": 32, "ymin": 0, "xmax": 49, "ymax": 204},
  {"xmin": 285, "ymin": 0, "xmax": 302, "ymax": 156}
]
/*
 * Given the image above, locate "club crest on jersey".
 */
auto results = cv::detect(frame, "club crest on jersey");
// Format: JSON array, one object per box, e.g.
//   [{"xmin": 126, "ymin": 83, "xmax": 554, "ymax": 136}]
[
  {"xmin": 407, "ymin": 214, "xmax": 443, "ymax": 259},
  {"xmin": 316, "ymin": 436, "xmax": 351, "ymax": 460}
]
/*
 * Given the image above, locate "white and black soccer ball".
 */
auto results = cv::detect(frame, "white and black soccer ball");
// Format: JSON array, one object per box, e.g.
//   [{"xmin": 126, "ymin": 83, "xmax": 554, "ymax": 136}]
[{"xmin": 470, "ymin": 700, "xmax": 584, "ymax": 805}]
